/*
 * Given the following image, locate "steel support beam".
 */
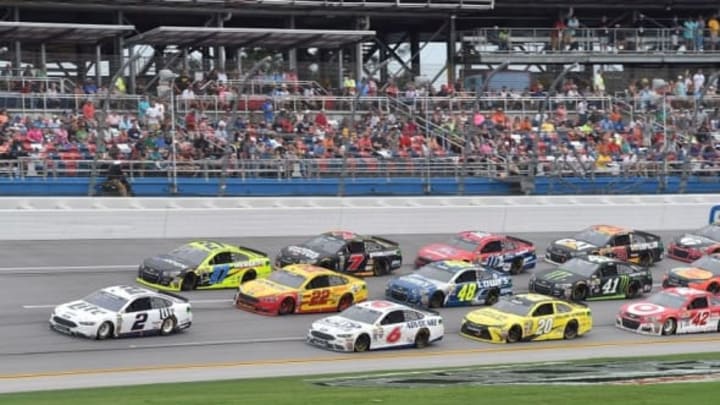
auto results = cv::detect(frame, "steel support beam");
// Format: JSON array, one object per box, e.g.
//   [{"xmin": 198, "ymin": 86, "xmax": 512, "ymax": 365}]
[{"xmin": 446, "ymin": 14, "xmax": 456, "ymax": 85}]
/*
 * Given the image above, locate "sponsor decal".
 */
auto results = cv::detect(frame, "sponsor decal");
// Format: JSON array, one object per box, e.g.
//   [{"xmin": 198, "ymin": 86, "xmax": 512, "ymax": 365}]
[
  {"xmin": 288, "ymin": 246, "xmax": 320, "ymax": 259},
  {"xmin": 680, "ymin": 236, "xmax": 704, "ymax": 246},
  {"xmin": 542, "ymin": 270, "xmax": 574, "ymax": 281},
  {"xmin": 673, "ymin": 267, "xmax": 713, "ymax": 280},
  {"xmin": 626, "ymin": 302, "xmax": 664, "ymax": 316},
  {"xmin": 556, "ymin": 239, "xmax": 596, "ymax": 251}
]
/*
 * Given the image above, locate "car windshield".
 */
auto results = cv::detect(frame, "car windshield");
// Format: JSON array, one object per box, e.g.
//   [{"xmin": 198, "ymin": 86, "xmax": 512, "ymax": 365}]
[
  {"xmin": 647, "ymin": 292, "xmax": 687, "ymax": 309},
  {"xmin": 168, "ymin": 245, "xmax": 208, "ymax": 267},
  {"xmin": 696, "ymin": 225, "xmax": 720, "ymax": 242},
  {"xmin": 572, "ymin": 228, "xmax": 612, "ymax": 247},
  {"xmin": 303, "ymin": 235, "xmax": 345, "ymax": 254},
  {"xmin": 560, "ymin": 259, "xmax": 600, "ymax": 277},
  {"xmin": 415, "ymin": 263, "xmax": 457, "ymax": 282},
  {"xmin": 82, "ymin": 290, "xmax": 128, "ymax": 312},
  {"xmin": 339, "ymin": 305, "xmax": 383, "ymax": 325},
  {"xmin": 493, "ymin": 296, "xmax": 532, "ymax": 316},
  {"xmin": 267, "ymin": 269, "xmax": 307, "ymax": 289},
  {"xmin": 691, "ymin": 256, "xmax": 720, "ymax": 275},
  {"xmin": 446, "ymin": 235, "xmax": 480, "ymax": 252}
]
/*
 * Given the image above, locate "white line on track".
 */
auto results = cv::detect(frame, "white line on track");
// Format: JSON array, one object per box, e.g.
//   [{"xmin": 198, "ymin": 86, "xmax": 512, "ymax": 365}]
[
  {"xmin": 22, "ymin": 298, "xmax": 232, "ymax": 309},
  {"xmin": 0, "ymin": 265, "xmax": 136, "ymax": 273}
]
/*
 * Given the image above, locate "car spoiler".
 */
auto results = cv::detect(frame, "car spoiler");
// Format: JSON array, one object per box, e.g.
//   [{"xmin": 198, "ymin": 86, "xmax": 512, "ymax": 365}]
[
  {"xmin": 371, "ymin": 236, "xmax": 400, "ymax": 247},
  {"xmin": 238, "ymin": 246, "xmax": 268, "ymax": 258},
  {"xmin": 158, "ymin": 291, "xmax": 190, "ymax": 302}
]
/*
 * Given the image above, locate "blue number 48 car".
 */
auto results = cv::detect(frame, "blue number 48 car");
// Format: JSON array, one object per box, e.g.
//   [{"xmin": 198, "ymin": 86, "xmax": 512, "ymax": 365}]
[{"xmin": 385, "ymin": 260, "xmax": 513, "ymax": 308}]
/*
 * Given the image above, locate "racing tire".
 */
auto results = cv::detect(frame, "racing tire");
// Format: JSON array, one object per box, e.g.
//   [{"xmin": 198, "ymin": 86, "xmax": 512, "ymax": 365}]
[
  {"xmin": 373, "ymin": 260, "xmax": 389, "ymax": 277},
  {"xmin": 708, "ymin": 283, "xmax": 720, "ymax": 295},
  {"xmin": 510, "ymin": 259, "xmax": 523, "ymax": 275},
  {"xmin": 563, "ymin": 321, "xmax": 579, "ymax": 340},
  {"xmin": 96, "ymin": 321, "xmax": 114, "ymax": 340},
  {"xmin": 485, "ymin": 289, "xmax": 500, "ymax": 306},
  {"xmin": 626, "ymin": 282, "xmax": 641, "ymax": 299},
  {"xmin": 278, "ymin": 298, "xmax": 295, "ymax": 315},
  {"xmin": 241, "ymin": 270, "xmax": 256, "ymax": 284},
  {"xmin": 661, "ymin": 318, "xmax": 677, "ymax": 336},
  {"xmin": 353, "ymin": 334, "xmax": 371, "ymax": 352},
  {"xmin": 662, "ymin": 279, "xmax": 670, "ymax": 289},
  {"xmin": 337, "ymin": 294, "xmax": 353, "ymax": 312},
  {"xmin": 429, "ymin": 292, "xmax": 445, "ymax": 309},
  {"xmin": 160, "ymin": 317, "xmax": 176, "ymax": 336},
  {"xmin": 181, "ymin": 274, "xmax": 198, "ymax": 291},
  {"xmin": 639, "ymin": 254, "xmax": 653, "ymax": 268},
  {"xmin": 571, "ymin": 284, "xmax": 588, "ymax": 301},
  {"xmin": 507, "ymin": 325, "xmax": 522, "ymax": 343},
  {"xmin": 414, "ymin": 328, "xmax": 430, "ymax": 349}
]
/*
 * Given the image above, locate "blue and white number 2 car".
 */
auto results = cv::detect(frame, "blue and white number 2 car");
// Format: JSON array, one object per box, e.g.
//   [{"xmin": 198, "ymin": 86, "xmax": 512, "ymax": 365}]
[
  {"xmin": 306, "ymin": 300, "xmax": 444, "ymax": 352},
  {"xmin": 49, "ymin": 285, "xmax": 192, "ymax": 339}
]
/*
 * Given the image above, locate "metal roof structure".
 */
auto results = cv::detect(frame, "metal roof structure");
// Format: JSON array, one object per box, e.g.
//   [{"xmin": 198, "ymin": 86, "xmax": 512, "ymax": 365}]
[
  {"xmin": 0, "ymin": 21, "xmax": 135, "ymax": 44},
  {"xmin": 126, "ymin": 26, "xmax": 377, "ymax": 49}
]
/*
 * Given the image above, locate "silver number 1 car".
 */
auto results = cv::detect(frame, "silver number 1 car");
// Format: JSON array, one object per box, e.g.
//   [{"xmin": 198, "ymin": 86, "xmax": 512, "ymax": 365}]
[
  {"xmin": 306, "ymin": 300, "xmax": 444, "ymax": 352},
  {"xmin": 49, "ymin": 285, "xmax": 192, "ymax": 339}
]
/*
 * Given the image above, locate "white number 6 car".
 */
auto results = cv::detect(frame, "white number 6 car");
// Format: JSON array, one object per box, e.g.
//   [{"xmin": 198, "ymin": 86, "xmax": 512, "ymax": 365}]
[
  {"xmin": 49, "ymin": 285, "xmax": 192, "ymax": 339},
  {"xmin": 307, "ymin": 300, "xmax": 444, "ymax": 352}
]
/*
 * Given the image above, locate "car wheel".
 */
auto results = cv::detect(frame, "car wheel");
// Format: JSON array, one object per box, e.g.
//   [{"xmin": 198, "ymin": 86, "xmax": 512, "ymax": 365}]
[
  {"xmin": 507, "ymin": 325, "xmax": 522, "ymax": 343},
  {"xmin": 96, "ymin": 321, "xmax": 114, "ymax": 340},
  {"xmin": 160, "ymin": 317, "xmax": 176, "ymax": 336},
  {"xmin": 485, "ymin": 289, "xmax": 500, "ymax": 306},
  {"xmin": 337, "ymin": 294, "xmax": 353, "ymax": 312},
  {"xmin": 373, "ymin": 260, "xmax": 389, "ymax": 277},
  {"xmin": 662, "ymin": 279, "xmax": 670, "ymax": 289},
  {"xmin": 414, "ymin": 328, "xmax": 430, "ymax": 349},
  {"xmin": 639, "ymin": 254, "xmax": 653, "ymax": 267},
  {"xmin": 571, "ymin": 284, "xmax": 588, "ymax": 301},
  {"xmin": 626, "ymin": 282, "xmax": 640, "ymax": 299},
  {"xmin": 278, "ymin": 298, "xmax": 295, "ymax": 315},
  {"xmin": 661, "ymin": 318, "xmax": 677, "ymax": 335},
  {"xmin": 563, "ymin": 321, "xmax": 579, "ymax": 340},
  {"xmin": 354, "ymin": 334, "xmax": 371, "ymax": 352},
  {"xmin": 708, "ymin": 283, "xmax": 720, "ymax": 294},
  {"xmin": 510, "ymin": 259, "xmax": 523, "ymax": 275},
  {"xmin": 241, "ymin": 270, "xmax": 256, "ymax": 284},
  {"xmin": 181, "ymin": 274, "xmax": 197, "ymax": 291},
  {"xmin": 429, "ymin": 292, "xmax": 445, "ymax": 308}
]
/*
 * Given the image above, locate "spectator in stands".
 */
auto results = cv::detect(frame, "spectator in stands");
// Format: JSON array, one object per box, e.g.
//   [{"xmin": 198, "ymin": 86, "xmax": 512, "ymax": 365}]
[
  {"xmin": 565, "ymin": 14, "xmax": 580, "ymax": 51},
  {"xmin": 551, "ymin": 16, "xmax": 566, "ymax": 51},
  {"xmin": 709, "ymin": 14, "xmax": 720, "ymax": 51},
  {"xmin": 598, "ymin": 16, "xmax": 611, "ymax": 52},
  {"xmin": 696, "ymin": 15, "xmax": 706, "ymax": 52},
  {"xmin": 683, "ymin": 17, "xmax": 698, "ymax": 51},
  {"xmin": 635, "ymin": 14, "xmax": 647, "ymax": 51},
  {"xmin": 83, "ymin": 78, "xmax": 98, "ymax": 95},
  {"xmin": 671, "ymin": 16, "xmax": 683, "ymax": 51}
]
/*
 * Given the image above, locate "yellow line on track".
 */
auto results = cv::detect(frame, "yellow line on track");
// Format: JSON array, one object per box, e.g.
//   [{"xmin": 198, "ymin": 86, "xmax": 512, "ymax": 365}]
[{"xmin": 2, "ymin": 335, "xmax": 719, "ymax": 380}]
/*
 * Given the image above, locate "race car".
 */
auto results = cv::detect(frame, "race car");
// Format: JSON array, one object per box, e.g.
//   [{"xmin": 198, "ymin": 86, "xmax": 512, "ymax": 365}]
[
  {"xmin": 385, "ymin": 260, "xmax": 513, "ymax": 308},
  {"xmin": 49, "ymin": 285, "xmax": 192, "ymax": 339},
  {"xmin": 234, "ymin": 264, "xmax": 368, "ymax": 315},
  {"xmin": 545, "ymin": 224, "xmax": 664, "ymax": 266},
  {"xmin": 529, "ymin": 255, "xmax": 653, "ymax": 301},
  {"xmin": 137, "ymin": 240, "xmax": 272, "ymax": 291},
  {"xmin": 460, "ymin": 294, "xmax": 592, "ymax": 343},
  {"xmin": 275, "ymin": 231, "xmax": 402, "ymax": 277},
  {"xmin": 662, "ymin": 254, "xmax": 720, "ymax": 294},
  {"xmin": 616, "ymin": 287, "xmax": 720, "ymax": 335},
  {"xmin": 667, "ymin": 224, "xmax": 720, "ymax": 262},
  {"xmin": 414, "ymin": 230, "xmax": 536, "ymax": 274},
  {"xmin": 306, "ymin": 300, "xmax": 444, "ymax": 352}
]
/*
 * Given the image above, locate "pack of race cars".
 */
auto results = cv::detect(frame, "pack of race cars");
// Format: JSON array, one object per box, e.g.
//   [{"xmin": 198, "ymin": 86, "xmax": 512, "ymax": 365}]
[{"xmin": 49, "ymin": 224, "xmax": 720, "ymax": 351}]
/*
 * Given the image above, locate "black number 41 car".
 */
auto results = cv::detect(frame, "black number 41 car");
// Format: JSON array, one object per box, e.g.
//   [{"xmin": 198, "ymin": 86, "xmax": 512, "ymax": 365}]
[
  {"xmin": 529, "ymin": 255, "xmax": 653, "ymax": 301},
  {"xmin": 275, "ymin": 230, "xmax": 403, "ymax": 277}
]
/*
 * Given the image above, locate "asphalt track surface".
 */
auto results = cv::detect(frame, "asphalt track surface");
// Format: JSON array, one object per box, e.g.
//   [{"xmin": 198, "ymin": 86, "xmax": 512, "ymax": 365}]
[{"xmin": 1, "ymin": 230, "xmax": 719, "ymax": 393}]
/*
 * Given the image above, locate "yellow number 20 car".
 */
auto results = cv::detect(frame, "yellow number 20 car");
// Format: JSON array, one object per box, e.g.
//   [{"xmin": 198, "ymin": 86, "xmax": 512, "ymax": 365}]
[
  {"xmin": 460, "ymin": 294, "xmax": 592, "ymax": 343},
  {"xmin": 235, "ymin": 264, "xmax": 368, "ymax": 315},
  {"xmin": 137, "ymin": 241, "xmax": 272, "ymax": 291}
]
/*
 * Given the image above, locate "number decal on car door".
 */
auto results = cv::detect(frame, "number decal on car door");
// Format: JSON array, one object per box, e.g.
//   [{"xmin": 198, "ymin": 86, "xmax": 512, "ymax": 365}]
[{"xmin": 131, "ymin": 313, "xmax": 148, "ymax": 330}]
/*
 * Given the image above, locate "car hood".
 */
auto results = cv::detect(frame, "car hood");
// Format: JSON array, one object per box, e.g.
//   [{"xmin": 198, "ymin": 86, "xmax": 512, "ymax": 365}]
[
  {"xmin": 668, "ymin": 267, "xmax": 715, "ymax": 281},
  {"xmin": 674, "ymin": 234, "xmax": 716, "ymax": 249},
  {"xmin": 143, "ymin": 254, "xmax": 193, "ymax": 273},
  {"xmin": 279, "ymin": 245, "xmax": 325, "ymax": 262},
  {"xmin": 238, "ymin": 278, "xmax": 295, "ymax": 297},
  {"xmin": 312, "ymin": 315, "xmax": 367, "ymax": 334},
  {"xmin": 387, "ymin": 274, "xmax": 445, "ymax": 292},
  {"xmin": 464, "ymin": 307, "xmax": 522, "ymax": 325},
  {"xmin": 54, "ymin": 300, "xmax": 113, "ymax": 323},
  {"xmin": 534, "ymin": 268, "xmax": 588, "ymax": 284},
  {"xmin": 620, "ymin": 302, "xmax": 668, "ymax": 318},
  {"xmin": 550, "ymin": 238, "xmax": 598, "ymax": 253},
  {"xmin": 417, "ymin": 243, "xmax": 474, "ymax": 261}
]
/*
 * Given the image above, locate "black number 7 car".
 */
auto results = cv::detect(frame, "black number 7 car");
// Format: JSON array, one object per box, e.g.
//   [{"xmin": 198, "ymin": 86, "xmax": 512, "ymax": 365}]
[{"xmin": 275, "ymin": 231, "xmax": 402, "ymax": 277}]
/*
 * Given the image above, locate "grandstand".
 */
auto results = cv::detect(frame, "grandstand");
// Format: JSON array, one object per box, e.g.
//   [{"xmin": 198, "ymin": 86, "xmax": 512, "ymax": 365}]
[{"xmin": 0, "ymin": 0, "xmax": 719, "ymax": 196}]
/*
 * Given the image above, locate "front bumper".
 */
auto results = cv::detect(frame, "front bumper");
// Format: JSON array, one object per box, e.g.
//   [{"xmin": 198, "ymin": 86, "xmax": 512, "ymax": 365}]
[
  {"xmin": 459, "ymin": 321, "xmax": 505, "ymax": 343},
  {"xmin": 615, "ymin": 315, "xmax": 662, "ymax": 335},
  {"xmin": 384, "ymin": 286, "xmax": 426, "ymax": 307},
  {"xmin": 414, "ymin": 256, "xmax": 436, "ymax": 269},
  {"xmin": 666, "ymin": 244, "xmax": 702, "ymax": 263},
  {"xmin": 234, "ymin": 292, "xmax": 280, "ymax": 315},
  {"xmin": 305, "ymin": 330, "xmax": 354, "ymax": 352},
  {"xmin": 528, "ymin": 280, "xmax": 568, "ymax": 298},
  {"xmin": 48, "ymin": 315, "xmax": 97, "ymax": 339},
  {"xmin": 136, "ymin": 277, "xmax": 181, "ymax": 292},
  {"xmin": 544, "ymin": 250, "xmax": 573, "ymax": 265}
]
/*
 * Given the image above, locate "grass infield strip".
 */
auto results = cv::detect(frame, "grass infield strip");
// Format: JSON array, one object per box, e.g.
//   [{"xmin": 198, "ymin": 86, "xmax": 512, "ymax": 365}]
[{"xmin": 2, "ymin": 352, "xmax": 720, "ymax": 404}]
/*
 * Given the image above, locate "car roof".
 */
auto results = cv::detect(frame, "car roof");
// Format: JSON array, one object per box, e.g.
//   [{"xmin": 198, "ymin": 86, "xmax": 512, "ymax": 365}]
[
  {"xmin": 185, "ymin": 240, "xmax": 231, "ymax": 252},
  {"xmin": 102, "ymin": 285, "xmax": 155, "ymax": 300},
  {"xmin": 282, "ymin": 264, "xmax": 334, "ymax": 277},
  {"xmin": 516, "ymin": 293, "xmax": 559, "ymax": 304},
  {"xmin": 323, "ymin": 230, "xmax": 359, "ymax": 241},
  {"xmin": 663, "ymin": 287, "xmax": 709, "ymax": 298},
  {"xmin": 457, "ymin": 231, "xmax": 493, "ymax": 241},
  {"xmin": 424, "ymin": 260, "xmax": 480, "ymax": 274},
  {"xmin": 589, "ymin": 224, "xmax": 630, "ymax": 235},
  {"xmin": 580, "ymin": 255, "xmax": 618, "ymax": 264}
]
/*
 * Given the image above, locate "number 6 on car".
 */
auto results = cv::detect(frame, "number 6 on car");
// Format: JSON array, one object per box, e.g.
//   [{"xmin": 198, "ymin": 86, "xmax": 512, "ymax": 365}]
[{"xmin": 307, "ymin": 300, "xmax": 444, "ymax": 352}]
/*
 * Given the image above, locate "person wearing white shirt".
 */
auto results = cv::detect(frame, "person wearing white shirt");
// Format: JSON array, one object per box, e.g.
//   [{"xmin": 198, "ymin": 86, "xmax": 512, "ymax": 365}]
[{"xmin": 693, "ymin": 69, "xmax": 705, "ymax": 95}]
